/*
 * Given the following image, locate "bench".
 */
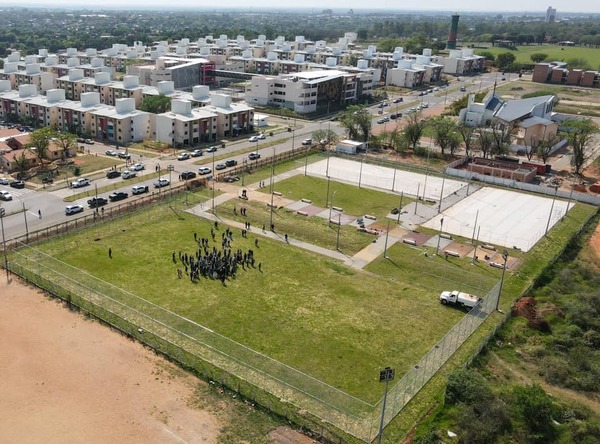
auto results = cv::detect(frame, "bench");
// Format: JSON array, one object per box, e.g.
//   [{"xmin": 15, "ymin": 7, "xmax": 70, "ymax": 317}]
[
  {"xmin": 272, "ymin": 191, "xmax": 282, "ymax": 196},
  {"xmin": 482, "ymin": 244, "xmax": 497, "ymax": 251},
  {"xmin": 301, "ymin": 198, "xmax": 312, "ymax": 204},
  {"xmin": 489, "ymin": 261, "xmax": 505, "ymax": 269},
  {"xmin": 445, "ymin": 250, "xmax": 460, "ymax": 257},
  {"xmin": 403, "ymin": 238, "xmax": 417, "ymax": 246},
  {"xmin": 332, "ymin": 206, "xmax": 343, "ymax": 212},
  {"xmin": 364, "ymin": 214, "xmax": 376, "ymax": 220},
  {"xmin": 329, "ymin": 218, "xmax": 341, "ymax": 225},
  {"xmin": 297, "ymin": 210, "xmax": 308, "ymax": 216},
  {"xmin": 440, "ymin": 233, "xmax": 453, "ymax": 240}
]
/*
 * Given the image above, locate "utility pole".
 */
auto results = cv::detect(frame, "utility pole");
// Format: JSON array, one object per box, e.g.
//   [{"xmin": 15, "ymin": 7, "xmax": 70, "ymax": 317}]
[
  {"xmin": 0, "ymin": 208, "xmax": 8, "ymax": 282},
  {"xmin": 377, "ymin": 367, "xmax": 395, "ymax": 444}
]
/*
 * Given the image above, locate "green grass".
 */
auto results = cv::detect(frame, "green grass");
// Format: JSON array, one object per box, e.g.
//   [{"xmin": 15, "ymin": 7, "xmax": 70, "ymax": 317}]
[
  {"xmin": 474, "ymin": 44, "xmax": 600, "ymax": 69},
  {"xmin": 75, "ymin": 154, "xmax": 126, "ymax": 175},
  {"xmin": 30, "ymin": 198, "xmax": 472, "ymax": 404}
]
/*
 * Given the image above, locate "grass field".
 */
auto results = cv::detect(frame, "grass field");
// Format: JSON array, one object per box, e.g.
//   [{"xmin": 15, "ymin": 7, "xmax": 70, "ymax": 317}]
[
  {"xmin": 474, "ymin": 44, "xmax": 600, "ymax": 70},
  {"xmin": 28, "ymin": 195, "xmax": 494, "ymax": 404}
]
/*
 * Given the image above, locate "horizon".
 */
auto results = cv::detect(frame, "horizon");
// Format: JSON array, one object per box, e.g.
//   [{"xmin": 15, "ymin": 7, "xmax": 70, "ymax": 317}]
[{"xmin": 1, "ymin": 3, "xmax": 599, "ymax": 15}]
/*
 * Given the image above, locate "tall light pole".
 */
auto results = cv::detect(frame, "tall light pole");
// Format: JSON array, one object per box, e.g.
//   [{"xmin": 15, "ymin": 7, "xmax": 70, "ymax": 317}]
[
  {"xmin": 383, "ymin": 219, "xmax": 391, "ymax": 259},
  {"xmin": 212, "ymin": 149, "xmax": 216, "ymax": 214},
  {"xmin": 0, "ymin": 208, "xmax": 8, "ymax": 282},
  {"xmin": 336, "ymin": 212, "xmax": 341, "ymax": 250},
  {"xmin": 397, "ymin": 191, "xmax": 404, "ymax": 224},
  {"xmin": 22, "ymin": 202, "xmax": 29, "ymax": 242},
  {"xmin": 438, "ymin": 176, "xmax": 446, "ymax": 213},
  {"xmin": 269, "ymin": 146, "xmax": 276, "ymax": 229},
  {"xmin": 328, "ymin": 190, "xmax": 337, "ymax": 225},
  {"xmin": 544, "ymin": 186, "xmax": 558, "ymax": 236},
  {"xmin": 435, "ymin": 217, "xmax": 444, "ymax": 255},
  {"xmin": 496, "ymin": 249, "xmax": 509, "ymax": 311},
  {"xmin": 377, "ymin": 367, "xmax": 395, "ymax": 444}
]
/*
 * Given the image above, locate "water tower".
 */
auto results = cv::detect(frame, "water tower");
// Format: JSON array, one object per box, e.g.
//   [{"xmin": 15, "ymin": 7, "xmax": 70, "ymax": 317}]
[{"xmin": 447, "ymin": 14, "xmax": 460, "ymax": 50}]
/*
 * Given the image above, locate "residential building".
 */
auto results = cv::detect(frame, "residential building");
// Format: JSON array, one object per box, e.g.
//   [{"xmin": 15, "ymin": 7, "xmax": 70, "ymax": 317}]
[
  {"xmin": 203, "ymin": 94, "xmax": 254, "ymax": 138},
  {"xmin": 89, "ymin": 98, "xmax": 150, "ymax": 144},
  {"xmin": 154, "ymin": 99, "xmax": 218, "ymax": 146},
  {"xmin": 546, "ymin": 6, "xmax": 557, "ymax": 23}
]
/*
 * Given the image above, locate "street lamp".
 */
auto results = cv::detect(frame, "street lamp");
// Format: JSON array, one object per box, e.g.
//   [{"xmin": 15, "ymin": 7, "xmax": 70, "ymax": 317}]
[
  {"xmin": 269, "ymin": 146, "xmax": 276, "ymax": 229},
  {"xmin": 328, "ymin": 190, "xmax": 337, "ymax": 225},
  {"xmin": 212, "ymin": 149, "xmax": 216, "ymax": 214},
  {"xmin": 336, "ymin": 212, "xmax": 341, "ymax": 250},
  {"xmin": 496, "ymin": 249, "xmax": 509, "ymax": 311},
  {"xmin": 435, "ymin": 217, "xmax": 444, "ymax": 255},
  {"xmin": 0, "ymin": 207, "xmax": 9, "ymax": 282},
  {"xmin": 377, "ymin": 367, "xmax": 395, "ymax": 444}
]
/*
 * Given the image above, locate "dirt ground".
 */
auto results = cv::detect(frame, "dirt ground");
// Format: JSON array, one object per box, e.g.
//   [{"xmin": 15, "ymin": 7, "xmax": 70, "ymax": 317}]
[
  {"xmin": 591, "ymin": 219, "xmax": 600, "ymax": 261},
  {"xmin": 0, "ymin": 278, "xmax": 316, "ymax": 444}
]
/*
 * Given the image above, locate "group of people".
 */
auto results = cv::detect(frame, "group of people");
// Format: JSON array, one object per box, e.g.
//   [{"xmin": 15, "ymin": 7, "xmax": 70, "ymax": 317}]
[{"xmin": 172, "ymin": 228, "xmax": 261, "ymax": 285}]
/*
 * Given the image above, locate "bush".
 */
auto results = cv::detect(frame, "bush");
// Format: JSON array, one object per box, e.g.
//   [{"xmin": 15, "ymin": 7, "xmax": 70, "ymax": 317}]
[
  {"xmin": 445, "ymin": 367, "xmax": 493, "ymax": 405},
  {"xmin": 456, "ymin": 399, "xmax": 512, "ymax": 444},
  {"xmin": 512, "ymin": 384, "xmax": 556, "ymax": 441}
]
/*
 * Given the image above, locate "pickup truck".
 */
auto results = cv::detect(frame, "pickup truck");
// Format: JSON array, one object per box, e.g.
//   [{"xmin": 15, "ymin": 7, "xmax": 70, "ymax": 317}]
[
  {"xmin": 71, "ymin": 178, "xmax": 91, "ymax": 188},
  {"xmin": 439, "ymin": 290, "xmax": 481, "ymax": 309}
]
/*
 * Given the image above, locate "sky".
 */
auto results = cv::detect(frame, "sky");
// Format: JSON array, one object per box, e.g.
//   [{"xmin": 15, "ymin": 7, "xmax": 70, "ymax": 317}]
[{"xmin": 3, "ymin": 1, "xmax": 599, "ymax": 13}]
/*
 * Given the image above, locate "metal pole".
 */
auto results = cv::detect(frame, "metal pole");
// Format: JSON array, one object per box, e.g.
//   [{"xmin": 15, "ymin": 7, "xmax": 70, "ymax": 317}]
[
  {"xmin": 422, "ymin": 172, "xmax": 429, "ymax": 201},
  {"xmin": 414, "ymin": 183, "xmax": 420, "ymax": 215},
  {"xmin": 212, "ymin": 151, "xmax": 215, "ymax": 213},
  {"xmin": 22, "ymin": 202, "xmax": 29, "ymax": 241},
  {"xmin": 377, "ymin": 377, "xmax": 391, "ymax": 444},
  {"xmin": 328, "ymin": 190, "xmax": 337, "ymax": 224},
  {"xmin": 358, "ymin": 159, "xmax": 364, "ymax": 188},
  {"xmin": 391, "ymin": 168, "xmax": 396, "ymax": 192},
  {"xmin": 384, "ymin": 219, "xmax": 391, "ymax": 259},
  {"xmin": 544, "ymin": 187, "xmax": 558, "ymax": 236},
  {"xmin": 325, "ymin": 175, "xmax": 331, "ymax": 212},
  {"xmin": 438, "ymin": 176, "xmax": 445, "ymax": 213},
  {"xmin": 397, "ymin": 191, "xmax": 403, "ymax": 224},
  {"xmin": 336, "ymin": 212, "xmax": 341, "ymax": 250},
  {"xmin": 471, "ymin": 209, "xmax": 479, "ymax": 245},
  {"xmin": 0, "ymin": 212, "xmax": 9, "ymax": 282},
  {"xmin": 304, "ymin": 146, "xmax": 309, "ymax": 176},
  {"xmin": 435, "ymin": 218, "xmax": 444, "ymax": 255},
  {"xmin": 471, "ymin": 226, "xmax": 480, "ymax": 264},
  {"xmin": 496, "ymin": 250, "xmax": 509, "ymax": 311},
  {"xmin": 269, "ymin": 146, "xmax": 275, "ymax": 229}
]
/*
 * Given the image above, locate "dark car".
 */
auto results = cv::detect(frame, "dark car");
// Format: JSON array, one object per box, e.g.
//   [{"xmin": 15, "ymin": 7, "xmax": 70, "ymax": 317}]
[
  {"xmin": 9, "ymin": 180, "xmax": 25, "ymax": 189},
  {"xmin": 108, "ymin": 191, "xmax": 128, "ymax": 202},
  {"xmin": 118, "ymin": 152, "xmax": 131, "ymax": 160},
  {"xmin": 181, "ymin": 171, "xmax": 197, "ymax": 180},
  {"xmin": 225, "ymin": 159, "xmax": 238, "ymax": 167},
  {"xmin": 87, "ymin": 197, "xmax": 108, "ymax": 208},
  {"xmin": 106, "ymin": 170, "xmax": 121, "ymax": 179}
]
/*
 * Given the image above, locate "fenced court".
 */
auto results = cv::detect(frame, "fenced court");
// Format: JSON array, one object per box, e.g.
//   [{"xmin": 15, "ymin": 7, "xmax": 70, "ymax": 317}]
[
  {"xmin": 422, "ymin": 187, "xmax": 572, "ymax": 252},
  {"xmin": 303, "ymin": 157, "xmax": 467, "ymax": 200}
]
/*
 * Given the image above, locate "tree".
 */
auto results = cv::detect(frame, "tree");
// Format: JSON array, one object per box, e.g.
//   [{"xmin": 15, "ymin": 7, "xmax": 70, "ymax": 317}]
[
  {"xmin": 338, "ymin": 106, "xmax": 371, "ymax": 143},
  {"xmin": 140, "ymin": 94, "xmax": 172, "ymax": 114},
  {"xmin": 26, "ymin": 127, "xmax": 54, "ymax": 170},
  {"xmin": 536, "ymin": 134, "xmax": 561, "ymax": 163},
  {"xmin": 478, "ymin": 51, "xmax": 495, "ymax": 62},
  {"xmin": 456, "ymin": 123, "xmax": 477, "ymax": 158},
  {"xmin": 490, "ymin": 123, "xmax": 512, "ymax": 156},
  {"xmin": 562, "ymin": 118, "xmax": 599, "ymax": 175},
  {"xmin": 52, "ymin": 131, "xmax": 77, "ymax": 160},
  {"xmin": 530, "ymin": 53, "xmax": 548, "ymax": 63},
  {"xmin": 513, "ymin": 384, "xmax": 556, "ymax": 441},
  {"xmin": 403, "ymin": 111, "xmax": 427, "ymax": 151},
  {"xmin": 496, "ymin": 52, "xmax": 516, "ymax": 69},
  {"xmin": 12, "ymin": 152, "xmax": 28, "ymax": 178},
  {"xmin": 430, "ymin": 116, "xmax": 458, "ymax": 156},
  {"xmin": 476, "ymin": 127, "xmax": 494, "ymax": 158},
  {"xmin": 311, "ymin": 128, "xmax": 339, "ymax": 146}
]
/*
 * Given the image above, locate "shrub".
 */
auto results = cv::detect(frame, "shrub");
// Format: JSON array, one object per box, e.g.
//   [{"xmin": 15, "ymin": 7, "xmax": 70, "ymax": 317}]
[
  {"xmin": 456, "ymin": 399, "xmax": 512, "ymax": 444},
  {"xmin": 512, "ymin": 384, "xmax": 556, "ymax": 442},
  {"xmin": 445, "ymin": 367, "xmax": 493, "ymax": 405}
]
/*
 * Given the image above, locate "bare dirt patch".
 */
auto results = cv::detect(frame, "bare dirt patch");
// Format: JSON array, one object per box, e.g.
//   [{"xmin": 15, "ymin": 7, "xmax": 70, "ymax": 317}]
[
  {"xmin": 0, "ymin": 279, "xmax": 220, "ymax": 444},
  {"xmin": 591, "ymin": 220, "xmax": 600, "ymax": 261}
]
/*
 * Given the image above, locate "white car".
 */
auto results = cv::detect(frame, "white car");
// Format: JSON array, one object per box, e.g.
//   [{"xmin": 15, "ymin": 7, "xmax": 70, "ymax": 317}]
[
  {"xmin": 71, "ymin": 178, "xmax": 91, "ymax": 188},
  {"xmin": 153, "ymin": 178, "xmax": 170, "ymax": 188},
  {"xmin": 132, "ymin": 185, "xmax": 149, "ymax": 195},
  {"xmin": 301, "ymin": 138, "xmax": 313, "ymax": 146},
  {"xmin": 257, "ymin": 133, "xmax": 266, "ymax": 139},
  {"xmin": 0, "ymin": 190, "xmax": 13, "ymax": 201},
  {"xmin": 65, "ymin": 204, "xmax": 84, "ymax": 215},
  {"xmin": 0, "ymin": 177, "xmax": 9, "ymax": 185},
  {"xmin": 130, "ymin": 163, "xmax": 145, "ymax": 171},
  {"xmin": 198, "ymin": 166, "xmax": 212, "ymax": 175},
  {"xmin": 121, "ymin": 170, "xmax": 137, "ymax": 179},
  {"xmin": 177, "ymin": 152, "xmax": 191, "ymax": 161},
  {"xmin": 248, "ymin": 136, "xmax": 260, "ymax": 142}
]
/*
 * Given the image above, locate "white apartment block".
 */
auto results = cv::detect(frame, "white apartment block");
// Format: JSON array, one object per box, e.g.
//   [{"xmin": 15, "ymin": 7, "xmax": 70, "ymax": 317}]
[
  {"xmin": 202, "ymin": 94, "xmax": 254, "ymax": 138},
  {"xmin": 154, "ymin": 99, "xmax": 218, "ymax": 147},
  {"xmin": 89, "ymin": 98, "xmax": 150, "ymax": 144}
]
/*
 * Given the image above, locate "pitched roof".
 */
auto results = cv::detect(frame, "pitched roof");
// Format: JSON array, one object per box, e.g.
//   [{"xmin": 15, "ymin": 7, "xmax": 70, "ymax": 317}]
[{"xmin": 493, "ymin": 95, "xmax": 554, "ymax": 122}]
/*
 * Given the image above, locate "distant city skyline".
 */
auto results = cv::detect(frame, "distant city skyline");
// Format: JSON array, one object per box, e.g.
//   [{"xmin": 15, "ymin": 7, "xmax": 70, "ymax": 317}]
[{"xmin": 2, "ymin": 1, "xmax": 599, "ymax": 14}]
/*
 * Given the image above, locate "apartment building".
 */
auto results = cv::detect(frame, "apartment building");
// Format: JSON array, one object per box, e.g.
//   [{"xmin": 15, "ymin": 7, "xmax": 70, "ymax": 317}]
[
  {"xmin": 533, "ymin": 62, "xmax": 600, "ymax": 88},
  {"xmin": 202, "ymin": 94, "xmax": 254, "ymax": 138},
  {"xmin": 154, "ymin": 99, "xmax": 218, "ymax": 147},
  {"xmin": 54, "ymin": 92, "xmax": 113, "ymax": 134},
  {"xmin": 89, "ymin": 98, "xmax": 150, "ymax": 144},
  {"xmin": 126, "ymin": 56, "xmax": 215, "ymax": 90},
  {"xmin": 439, "ymin": 49, "xmax": 485, "ymax": 76}
]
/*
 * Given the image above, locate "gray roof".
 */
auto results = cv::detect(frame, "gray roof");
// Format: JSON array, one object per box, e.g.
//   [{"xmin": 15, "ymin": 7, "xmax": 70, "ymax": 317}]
[{"xmin": 494, "ymin": 95, "xmax": 554, "ymax": 122}]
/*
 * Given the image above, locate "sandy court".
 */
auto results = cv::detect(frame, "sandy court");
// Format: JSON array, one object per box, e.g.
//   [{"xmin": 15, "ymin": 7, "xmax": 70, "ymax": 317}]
[
  {"xmin": 423, "ymin": 187, "xmax": 571, "ymax": 252},
  {"xmin": 0, "ymin": 278, "xmax": 220, "ymax": 444},
  {"xmin": 303, "ymin": 157, "xmax": 467, "ymax": 200}
]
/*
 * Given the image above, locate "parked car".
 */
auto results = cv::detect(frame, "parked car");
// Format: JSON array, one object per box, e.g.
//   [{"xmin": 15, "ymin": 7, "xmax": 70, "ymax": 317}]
[
  {"xmin": 206, "ymin": 146, "xmax": 218, "ymax": 153},
  {"xmin": 71, "ymin": 178, "xmax": 91, "ymax": 188},
  {"xmin": 460, "ymin": 86, "xmax": 466, "ymax": 92},
  {"xmin": 420, "ymin": 102, "xmax": 429, "ymax": 109},
  {"xmin": 198, "ymin": 166, "xmax": 212, "ymax": 175},
  {"xmin": 248, "ymin": 152, "xmax": 261, "ymax": 160},
  {"xmin": 393, "ymin": 97, "xmax": 404, "ymax": 103},
  {"xmin": 191, "ymin": 149, "xmax": 203, "ymax": 157},
  {"xmin": 132, "ymin": 185, "xmax": 149, "ymax": 195},
  {"xmin": 0, "ymin": 177, "xmax": 9, "ymax": 185},
  {"xmin": 105, "ymin": 150, "xmax": 118, "ymax": 157},
  {"xmin": 377, "ymin": 117, "xmax": 390, "ymax": 124},
  {"xmin": 181, "ymin": 171, "xmax": 197, "ymax": 180},
  {"xmin": 106, "ymin": 170, "xmax": 121, "ymax": 179},
  {"xmin": 153, "ymin": 178, "xmax": 170, "ymax": 188},
  {"xmin": 87, "ymin": 197, "xmax": 108, "ymax": 208},
  {"xmin": 108, "ymin": 191, "xmax": 128, "ymax": 202},
  {"xmin": 248, "ymin": 135, "xmax": 260, "ymax": 142},
  {"xmin": 121, "ymin": 170, "xmax": 136, "ymax": 179},
  {"xmin": 301, "ymin": 138, "xmax": 313, "ymax": 146},
  {"xmin": 0, "ymin": 190, "xmax": 13, "ymax": 201},
  {"xmin": 223, "ymin": 175, "xmax": 240, "ymax": 183},
  {"xmin": 9, "ymin": 180, "xmax": 25, "ymax": 189},
  {"xmin": 257, "ymin": 133, "xmax": 266, "ymax": 139},
  {"xmin": 41, "ymin": 176, "xmax": 53, "ymax": 184},
  {"xmin": 215, "ymin": 163, "xmax": 227, "ymax": 170},
  {"xmin": 225, "ymin": 159, "xmax": 238, "ymax": 167},
  {"xmin": 130, "ymin": 163, "xmax": 145, "ymax": 171},
  {"xmin": 118, "ymin": 152, "xmax": 131, "ymax": 160},
  {"xmin": 84, "ymin": 139, "xmax": 94, "ymax": 145},
  {"xmin": 77, "ymin": 137, "xmax": 86, "ymax": 143},
  {"xmin": 65, "ymin": 204, "xmax": 84, "ymax": 215},
  {"xmin": 177, "ymin": 152, "xmax": 191, "ymax": 161}
]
